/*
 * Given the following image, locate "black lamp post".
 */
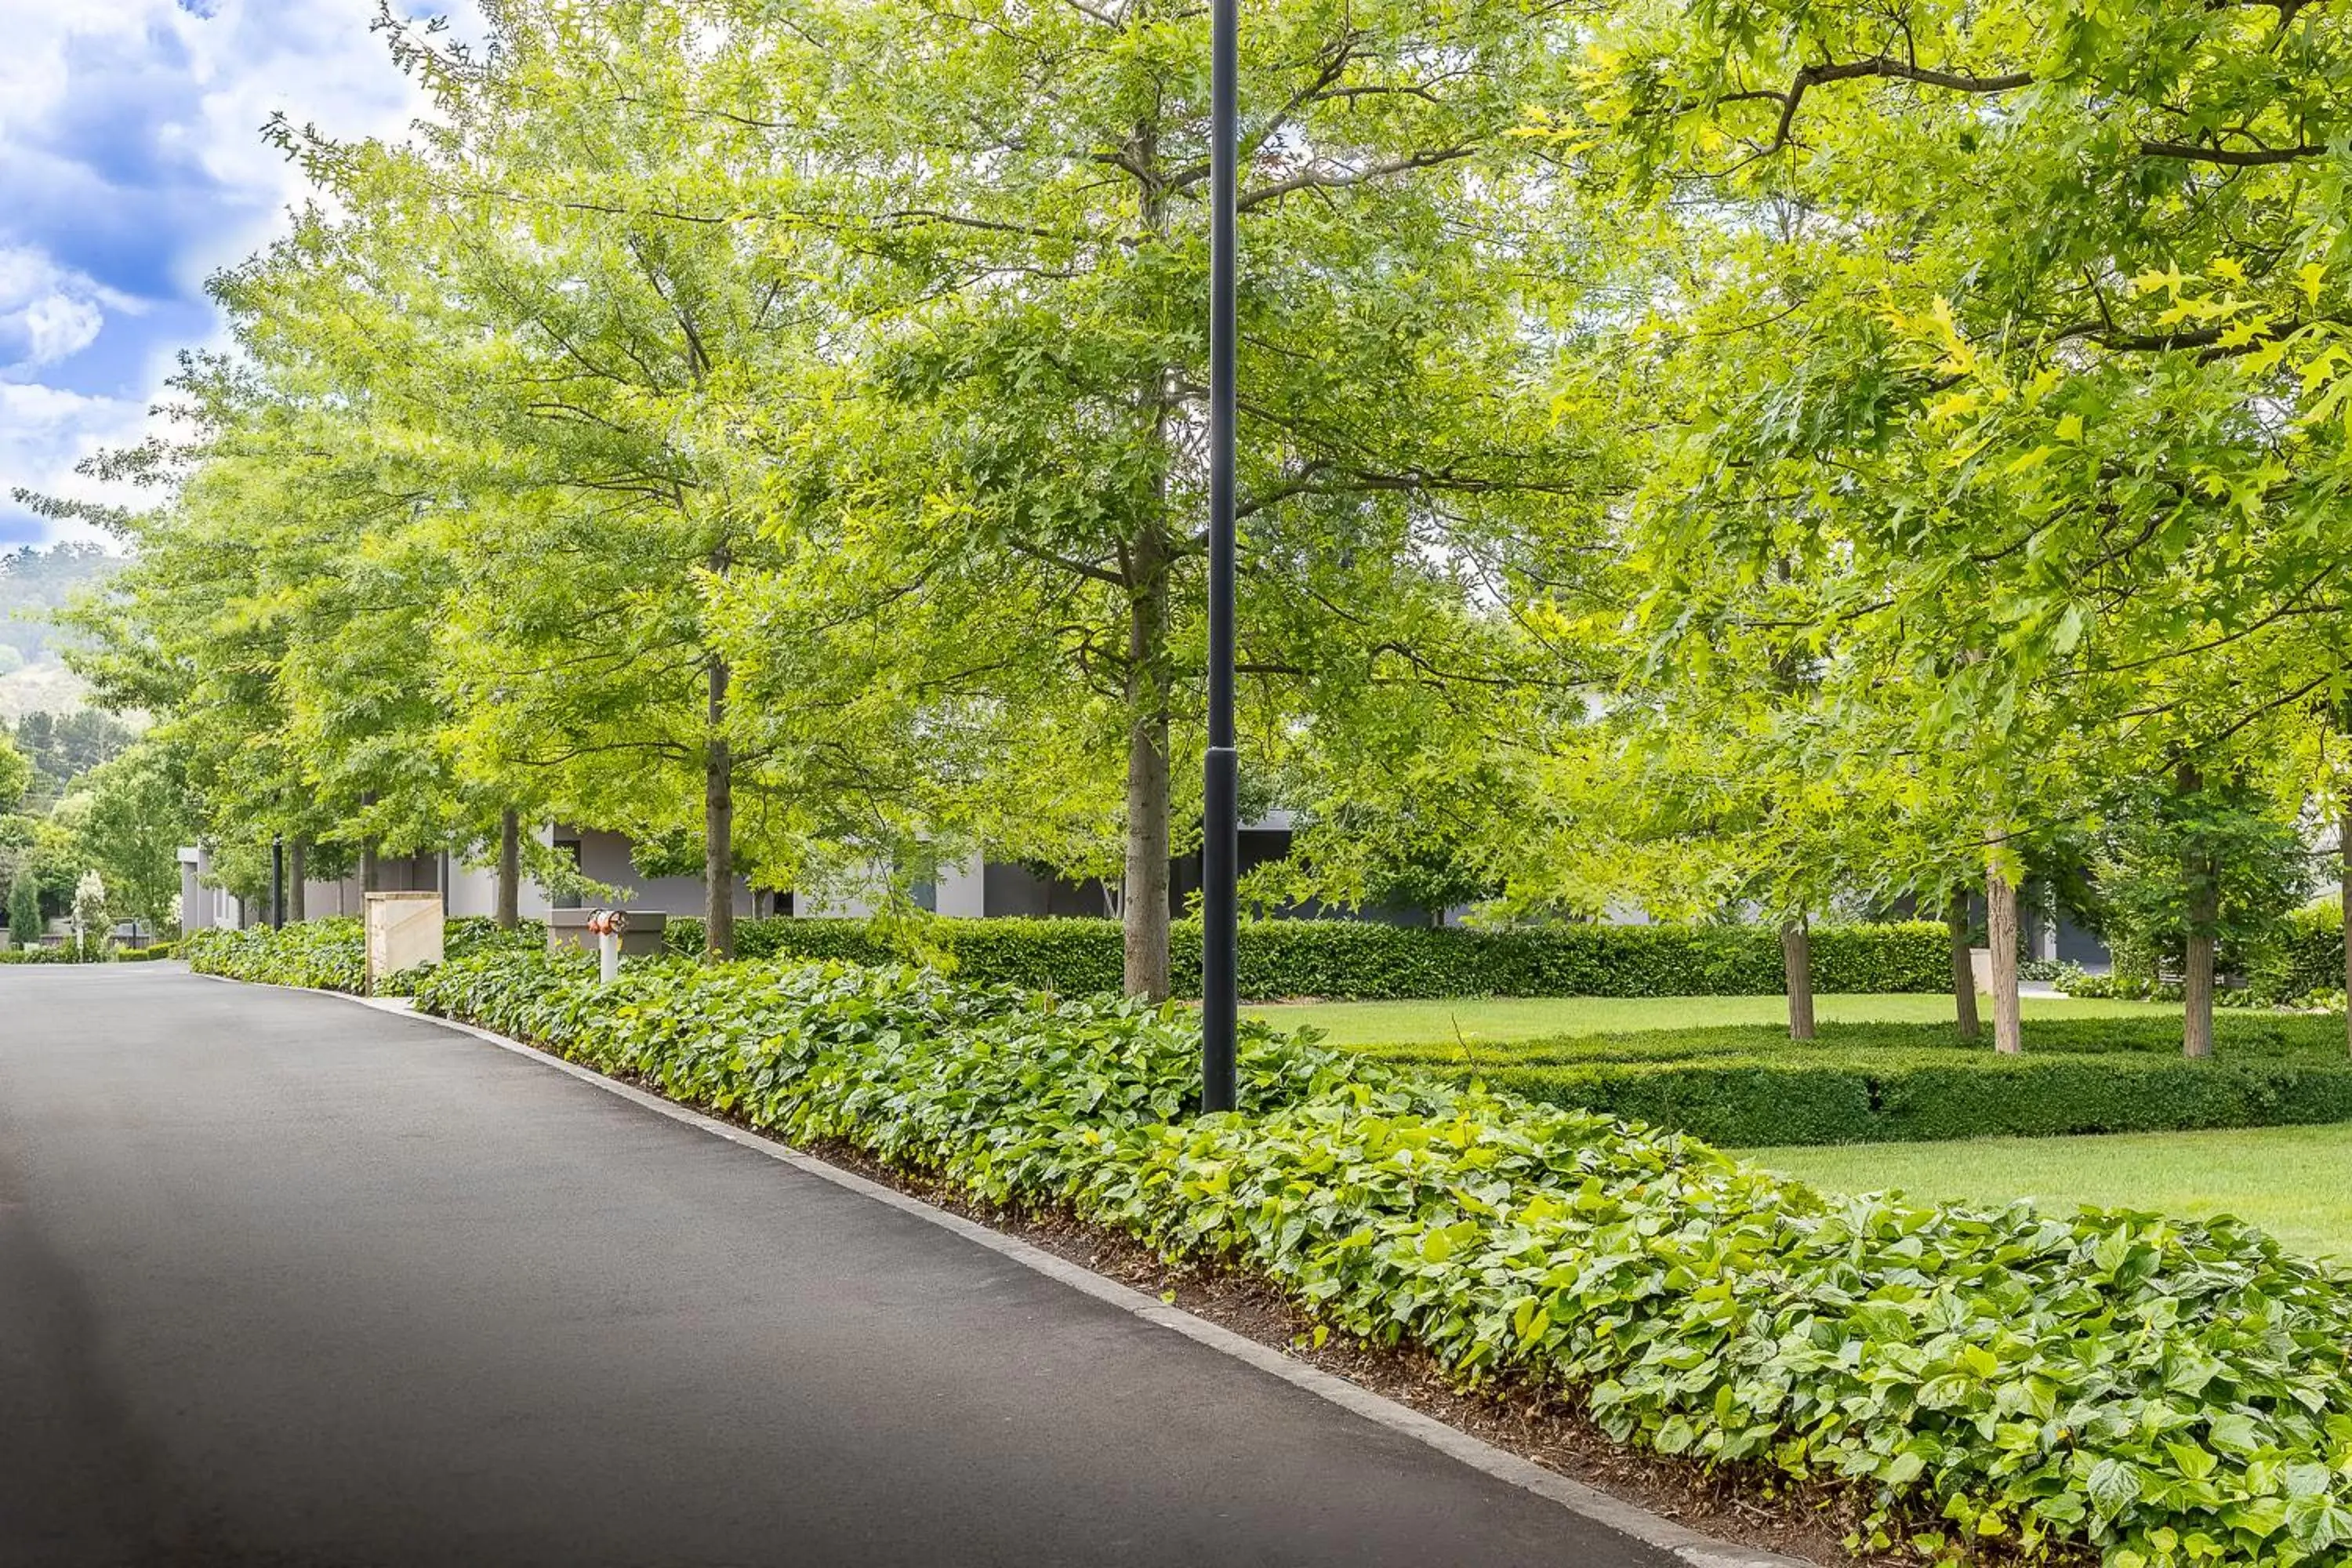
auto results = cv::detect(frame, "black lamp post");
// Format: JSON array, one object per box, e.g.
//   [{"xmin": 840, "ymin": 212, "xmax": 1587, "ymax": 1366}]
[
  {"xmin": 270, "ymin": 833, "xmax": 286, "ymax": 930},
  {"xmin": 1200, "ymin": 0, "xmax": 1240, "ymax": 1115}
]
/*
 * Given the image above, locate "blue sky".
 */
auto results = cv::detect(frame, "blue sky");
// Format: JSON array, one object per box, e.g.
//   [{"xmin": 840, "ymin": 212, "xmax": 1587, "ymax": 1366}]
[{"xmin": 0, "ymin": 1, "xmax": 463, "ymax": 544}]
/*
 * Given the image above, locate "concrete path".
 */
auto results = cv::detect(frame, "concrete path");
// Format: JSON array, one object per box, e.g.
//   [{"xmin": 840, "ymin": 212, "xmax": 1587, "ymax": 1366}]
[{"xmin": 0, "ymin": 964, "xmax": 1679, "ymax": 1568}]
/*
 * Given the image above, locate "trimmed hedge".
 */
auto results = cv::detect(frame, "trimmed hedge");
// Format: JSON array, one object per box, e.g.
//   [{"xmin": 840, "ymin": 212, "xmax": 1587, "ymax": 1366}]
[
  {"xmin": 365, "ymin": 945, "xmax": 2352, "ymax": 1568},
  {"xmin": 664, "ymin": 914, "xmax": 1951, "ymax": 1000},
  {"xmin": 1484, "ymin": 1054, "xmax": 2352, "ymax": 1147},
  {"xmin": 1368, "ymin": 1014, "xmax": 2352, "ymax": 1146}
]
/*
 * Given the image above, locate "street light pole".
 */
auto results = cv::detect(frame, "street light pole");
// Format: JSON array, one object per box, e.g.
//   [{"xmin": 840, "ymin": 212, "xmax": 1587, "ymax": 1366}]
[
  {"xmin": 270, "ymin": 833, "xmax": 286, "ymax": 931},
  {"xmin": 1200, "ymin": 0, "xmax": 1240, "ymax": 1115}
]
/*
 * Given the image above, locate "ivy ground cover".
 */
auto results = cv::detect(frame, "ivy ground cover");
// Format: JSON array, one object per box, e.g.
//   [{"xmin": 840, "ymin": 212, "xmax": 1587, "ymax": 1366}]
[{"xmin": 188, "ymin": 927, "xmax": 2352, "ymax": 1568}]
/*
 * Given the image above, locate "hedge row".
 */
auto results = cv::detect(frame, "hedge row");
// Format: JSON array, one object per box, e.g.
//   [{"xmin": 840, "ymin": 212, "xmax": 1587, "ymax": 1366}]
[
  {"xmin": 1486, "ymin": 1054, "xmax": 2352, "ymax": 1147},
  {"xmin": 663, "ymin": 914, "xmax": 1952, "ymax": 1000},
  {"xmin": 1366, "ymin": 1014, "xmax": 2352, "ymax": 1146},
  {"xmin": 347, "ymin": 942, "xmax": 2352, "ymax": 1568},
  {"xmin": 0, "ymin": 940, "xmax": 178, "ymax": 964}
]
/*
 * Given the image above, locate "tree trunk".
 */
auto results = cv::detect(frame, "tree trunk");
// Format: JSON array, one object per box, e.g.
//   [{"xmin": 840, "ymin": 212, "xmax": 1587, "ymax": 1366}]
[
  {"xmin": 2173, "ymin": 757, "xmax": 2211, "ymax": 1062},
  {"xmin": 287, "ymin": 837, "xmax": 306, "ymax": 924},
  {"xmin": 704, "ymin": 656, "xmax": 735, "ymax": 965},
  {"xmin": 2183, "ymin": 921, "xmax": 2216, "ymax": 1058},
  {"xmin": 359, "ymin": 844, "xmax": 379, "ymax": 894},
  {"xmin": 496, "ymin": 808, "xmax": 521, "ymax": 931},
  {"xmin": 1986, "ymin": 862, "xmax": 2022, "ymax": 1054},
  {"xmin": 1947, "ymin": 895, "xmax": 1980, "ymax": 1039},
  {"xmin": 1780, "ymin": 914, "xmax": 1815, "ymax": 1040},
  {"xmin": 2180, "ymin": 760, "xmax": 2215, "ymax": 1059},
  {"xmin": 1121, "ymin": 532, "xmax": 1173, "ymax": 1000}
]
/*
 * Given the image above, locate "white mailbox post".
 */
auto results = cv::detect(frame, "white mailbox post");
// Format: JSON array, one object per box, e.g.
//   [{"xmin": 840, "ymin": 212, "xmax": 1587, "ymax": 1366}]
[{"xmin": 365, "ymin": 891, "xmax": 445, "ymax": 993}]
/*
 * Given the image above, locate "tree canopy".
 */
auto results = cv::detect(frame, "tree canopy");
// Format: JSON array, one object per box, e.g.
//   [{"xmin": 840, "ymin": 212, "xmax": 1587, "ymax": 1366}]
[{"xmin": 40, "ymin": 0, "xmax": 2352, "ymax": 1047}]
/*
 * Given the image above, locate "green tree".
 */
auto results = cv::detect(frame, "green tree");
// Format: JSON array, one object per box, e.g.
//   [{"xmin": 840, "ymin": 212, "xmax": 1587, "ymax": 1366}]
[
  {"xmin": 5, "ymin": 864, "xmax": 36, "ymax": 948},
  {"xmin": 728, "ymin": 0, "xmax": 1595, "ymax": 994},
  {"xmin": 1513, "ymin": 0, "xmax": 2352, "ymax": 1054},
  {"xmin": 0, "ymin": 731, "xmax": 27, "ymax": 813},
  {"xmin": 232, "ymin": 2, "xmax": 962, "ymax": 961},
  {"xmin": 75, "ymin": 744, "xmax": 194, "ymax": 938}
]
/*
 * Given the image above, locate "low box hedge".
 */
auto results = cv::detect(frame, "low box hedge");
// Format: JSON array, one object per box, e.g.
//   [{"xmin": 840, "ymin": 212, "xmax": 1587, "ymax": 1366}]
[
  {"xmin": 663, "ymin": 914, "xmax": 1951, "ymax": 1000},
  {"xmin": 1366, "ymin": 1015, "xmax": 2352, "ymax": 1146},
  {"xmin": 190, "ymin": 925, "xmax": 2352, "ymax": 1565},
  {"xmin": 1484, "ymin": 1054, "xmax": 2352, "ymax": 1147}
]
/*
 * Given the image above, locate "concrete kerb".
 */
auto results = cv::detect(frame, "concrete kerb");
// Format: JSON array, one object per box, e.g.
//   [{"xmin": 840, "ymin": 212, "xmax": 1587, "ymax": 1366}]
[{"xmin": 195, "ymin": 969, "xmax": 1803, "ymax": 1568}]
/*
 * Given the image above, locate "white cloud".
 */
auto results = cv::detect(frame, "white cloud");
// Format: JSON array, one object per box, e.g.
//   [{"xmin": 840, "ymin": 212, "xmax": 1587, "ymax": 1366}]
[
  {"xmin": 0, "ymin": 381, "xmax": 148, "ymax": 541},
  {"xmin": 20, "ymin": 293, "xmax": 105, "ymax": 365},
  {"xmin": 0, "ymin": 0, "xmax": 454, "ymax": 541},
  {"xmin": 0, "ymin": 244, "xmax": 133, "ymax": 371}
]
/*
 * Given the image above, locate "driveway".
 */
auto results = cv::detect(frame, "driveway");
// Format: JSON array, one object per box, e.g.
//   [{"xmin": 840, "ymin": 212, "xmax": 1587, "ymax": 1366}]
[{"xmin": 0, "ymin": 964, "xmax": 1679, "ymax": 1567}]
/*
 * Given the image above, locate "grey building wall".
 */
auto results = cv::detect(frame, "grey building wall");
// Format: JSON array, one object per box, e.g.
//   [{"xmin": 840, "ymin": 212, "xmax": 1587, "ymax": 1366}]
[{"xmin": 555, "ymin": 826, "xmax": 753, "ymax": 919}]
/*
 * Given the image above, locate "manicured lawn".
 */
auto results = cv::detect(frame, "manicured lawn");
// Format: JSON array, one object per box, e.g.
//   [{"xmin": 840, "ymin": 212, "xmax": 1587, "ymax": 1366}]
[
  {"xmin": 1245, "ymin": 991, "xmax": 2180, "ymax": 1046},
  {"xmin": 1747, "ymin": 1123, "xmax": 2352, "ymax": 1262}
]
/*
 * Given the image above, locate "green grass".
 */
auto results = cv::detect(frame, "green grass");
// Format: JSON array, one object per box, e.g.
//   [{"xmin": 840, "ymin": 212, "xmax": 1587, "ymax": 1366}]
[
  {"xmin": 1746, "ymin": 1123, "xmax": 2352, "ymax": 1261},
  {"xmin": 1245, "ymin": 990, "xmax": 2181, "ymax": 1046}
]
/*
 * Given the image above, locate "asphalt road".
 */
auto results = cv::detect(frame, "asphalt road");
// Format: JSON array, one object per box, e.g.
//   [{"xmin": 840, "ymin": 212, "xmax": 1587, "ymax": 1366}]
[{"xmin": 0, "ymin": 964, "xmax": 1677, "ymax": 1568}]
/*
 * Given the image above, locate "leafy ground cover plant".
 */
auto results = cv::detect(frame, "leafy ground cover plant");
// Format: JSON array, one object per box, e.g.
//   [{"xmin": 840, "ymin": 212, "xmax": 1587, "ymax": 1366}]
[
  {"xmin": 352, "ymin": 942, "xmax": 2352, "ymax": 1568},
  {"xmin": 186, "ymin": 920, "xmax": 368, "ymax": 992},
  {"xmin": 185, "ymin": 917, "xmax": 540, "ymax": 994}
]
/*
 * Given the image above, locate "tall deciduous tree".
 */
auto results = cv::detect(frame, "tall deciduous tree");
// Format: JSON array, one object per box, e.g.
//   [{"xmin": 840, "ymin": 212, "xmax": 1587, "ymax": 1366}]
[
  {"xmin": 1525, "ymin": 0, "xmax": 2352, "ymax": 1051},
  {"xmin": 748, "ymin": 0, "xmax": 1595, "ymax": 994},
  {"xmin": 75, "ymin": 743, "xmax": 194, "ymax": 936}
]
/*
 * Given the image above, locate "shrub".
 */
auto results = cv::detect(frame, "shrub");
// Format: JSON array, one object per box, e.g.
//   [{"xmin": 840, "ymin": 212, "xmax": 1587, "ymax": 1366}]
[
  {"xmin": 2250, "ymin": 902, "xmax": 2347, "ymax": 1003},
  {"xmin": 1367, "ymin": 1014, "xmax": 2352, "ymax": 1145},
  {"xmin": 390, "ymin": 946, "xmax": 2352, "ymax": 1568},
  {"xmin": 0, "ymin": 944, "xmax": 82, "ymax": 964},
  {"xmin": 2053, "ymin": 963, "xmax": 2181, "ymax": 1002},
  {"xmin": 444, "ymin": 916, "xmax": 546, "ymax": 960},
  {"xmin": 663, "ymin": 915, "xmax": 1951, "ymax": 1000}
]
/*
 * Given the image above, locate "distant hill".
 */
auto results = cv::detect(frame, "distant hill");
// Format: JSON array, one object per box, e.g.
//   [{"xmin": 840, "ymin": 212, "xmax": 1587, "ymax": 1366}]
[{"xmin": 0, "ymin": 542, "xmax": 118, "ymax": 720}]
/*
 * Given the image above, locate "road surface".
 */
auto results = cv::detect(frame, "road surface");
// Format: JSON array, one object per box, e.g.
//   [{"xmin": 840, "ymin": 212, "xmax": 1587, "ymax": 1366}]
[{"xmin": 0, "ymin": 964, "xmax": 1678, "ymax": 1567}]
